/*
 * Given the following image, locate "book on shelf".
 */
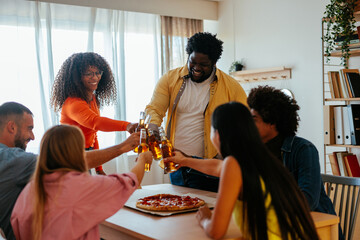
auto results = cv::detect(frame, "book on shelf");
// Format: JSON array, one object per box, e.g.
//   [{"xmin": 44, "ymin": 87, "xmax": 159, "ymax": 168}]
[
  {"xmin": 328, "ymin": 154, "xmax": 341, "ymax": 176},
  {"xmin": 338, "ymin": 70, "xmax": 350, "ymax": 98},
  {"xmin": 335, "ymin": 33, "xmax": 359, "ymax": 43},
  {"xmin": 342, "ymin": 106, "xmax": 352, "ymax": 145},
  {"xmin": 327, "ymin": 71, "xmax": 341, "ymax": 98},
  {"xmin": 344, "ymin": 154, "xmax": 360, "ymax": 177},
  {"xmin": 335, "ymin": 40, "xmax": 360, "ymax": 51},
  {"xmin": 334, "ymin": 106, "xmax": 344, "ymax": 144},
  {"xmin": 342, "ymin": 69, "xmax": 360, "ymax": 98},
  {"xmin": 347, "ymin": 104, "xmax": 360, "ymax": 145},
  {"xmin": 324, "ymin": 105, "xmax": 335, "ymax": 144},
  {"xmin": 335, "ymin": 39, "xmax": 360, "ymax": 47},
  {"xmin": 340, "ymin": 69, "xmax": 354, "ymax": 98},
  {"xmin": 336, "ymin": 151, "xmax": 351, "ymax": 176},
  {"xmin": 327, "ymin": 71, "xmax": 335, "ymax": 98}
]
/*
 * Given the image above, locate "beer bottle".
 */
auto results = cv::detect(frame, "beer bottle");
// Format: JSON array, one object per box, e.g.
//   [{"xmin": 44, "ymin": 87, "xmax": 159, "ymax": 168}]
[
  {"xmin": 148, "ymin": 129, "xmax": 162, "ymax": 160},
  {"xmin": 158, "ymin": 127, "xmax": 177, "ymax": 173},
  {"xmin": 137, "ymin": 128, "xmax": 150, "ymax": 172},
  {"xmin": 144, "ymin": 114, "xmax": 151, "ymax": 130},
  {"xmin": 136, "ymin": 111, "xmax": 146, "ymax": 132},
  {"xmin": 134, "ymin": 111, "xmax": 146, "ymax": 153}
]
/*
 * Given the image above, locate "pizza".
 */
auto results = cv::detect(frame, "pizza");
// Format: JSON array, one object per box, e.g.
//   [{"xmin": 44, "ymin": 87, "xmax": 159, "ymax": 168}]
[{"xmin": 136, "ymin": 194, "xmax": 205, "ymax": 212}]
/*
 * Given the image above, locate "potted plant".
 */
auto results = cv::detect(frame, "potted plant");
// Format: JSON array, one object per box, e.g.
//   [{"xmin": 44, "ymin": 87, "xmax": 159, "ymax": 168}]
[
  {"xmin": 323, "ymin": 0, "xmax": 359, "ymax": 68},
  {"xmin": 229, "ymin": 60, "xmax": 244, "ymax": 73}
]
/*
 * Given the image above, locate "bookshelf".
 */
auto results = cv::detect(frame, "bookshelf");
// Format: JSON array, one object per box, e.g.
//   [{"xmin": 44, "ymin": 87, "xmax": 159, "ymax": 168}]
[{"xmin": 322, "ymin": 19, "xmax": 360, "ymax": 177}]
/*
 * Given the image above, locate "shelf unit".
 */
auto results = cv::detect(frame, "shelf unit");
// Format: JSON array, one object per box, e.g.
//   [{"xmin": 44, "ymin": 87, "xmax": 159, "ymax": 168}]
[
  {"xmin": 322, "ymin": 20, "xmax": 360, "ymax": 176},
  {"xmin": 328, "ymin": 49, "xmax": 360, "ymax": 58},
  {"xmin": 325, "ymin": 98, "xmax": 360, "ymax": 101},
  {"xmin": 325, "ymin": 144, "xmax": 360, "ymax": 149},
  {"xmin": 230, "ymin": 66, "xmax": 291, "ymax": 83}
]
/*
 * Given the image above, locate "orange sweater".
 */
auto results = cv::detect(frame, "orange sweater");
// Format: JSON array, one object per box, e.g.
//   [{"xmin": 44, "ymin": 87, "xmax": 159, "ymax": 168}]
[{"xmin": 60, "ymin": 96, "xmax": 129, "ymax": 149}]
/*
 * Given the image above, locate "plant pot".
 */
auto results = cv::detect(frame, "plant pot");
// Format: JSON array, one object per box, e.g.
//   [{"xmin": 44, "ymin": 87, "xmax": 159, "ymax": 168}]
[{"xmin": 235, "ymin": 64, "xmax": 243, "ymax": 71}]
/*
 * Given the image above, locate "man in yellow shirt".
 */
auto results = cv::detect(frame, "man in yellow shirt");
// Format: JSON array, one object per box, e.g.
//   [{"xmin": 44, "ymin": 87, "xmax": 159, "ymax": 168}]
[{"xmin": 145, "ymin": 32, "xmax": 247, "ymax": 191}]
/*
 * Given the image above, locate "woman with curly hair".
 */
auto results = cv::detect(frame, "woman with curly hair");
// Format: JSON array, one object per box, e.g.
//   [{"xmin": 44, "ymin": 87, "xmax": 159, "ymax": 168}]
[{"xmin": 51, "ymin": 52, "xmax": 136, "ymax": 175}]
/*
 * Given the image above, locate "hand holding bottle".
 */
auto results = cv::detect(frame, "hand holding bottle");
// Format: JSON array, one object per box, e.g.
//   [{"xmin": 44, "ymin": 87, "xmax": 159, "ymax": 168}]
[
  {"xmin": 121, "ymin": 132, "xmax": 140, "ymax": 152},
  {"xmin": 158, "ymin": 127, "xmax": 178, "ymax": 173},
  {"xmin": 137, "ymin": 151, "xmax": 153, "ymax": 172},
  {"xmin": 137, "ymin": 129, "xmax": 151, "ymax": 172},
  {"xmin": 163, "ymin": 151, "xmax": 183, "ymax": 170},
  {"xmin": 126, "ymin": 122, "xmax": 138, "ymax": 133}
]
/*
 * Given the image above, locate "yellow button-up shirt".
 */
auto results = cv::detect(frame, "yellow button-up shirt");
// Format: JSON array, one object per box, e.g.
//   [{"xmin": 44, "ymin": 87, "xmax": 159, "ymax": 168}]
[{"xmin": 145, "ymin": 65, "xmax": 247, "ymax": 159}]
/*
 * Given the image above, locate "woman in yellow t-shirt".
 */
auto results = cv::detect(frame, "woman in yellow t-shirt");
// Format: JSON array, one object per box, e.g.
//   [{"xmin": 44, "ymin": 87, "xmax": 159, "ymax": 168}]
[{"xmin": 196, "ymin": 102, "xmax": 319, "ymax": 240}]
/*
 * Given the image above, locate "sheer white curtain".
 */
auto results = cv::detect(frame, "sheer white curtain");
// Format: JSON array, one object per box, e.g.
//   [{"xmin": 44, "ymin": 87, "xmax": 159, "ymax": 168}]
[{"xmin": 0, "ymin": 0, "xmax": 166, "ymax": 182}]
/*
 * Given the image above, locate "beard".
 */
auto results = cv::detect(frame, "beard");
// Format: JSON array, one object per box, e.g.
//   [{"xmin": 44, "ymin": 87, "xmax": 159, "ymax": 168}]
[
  {"xmin": 189, "ymin": 74, "xmax": 208, "ymax": 83},
  {"xmin": 188, "ymin": 64, "xmax": 215, "ymax": 83},
  {"xmin": 189, "ymin": 70, "xmax": 211, "ymax": 83},
  {"xmin": 14, "ymin": 131, "xmax": 27, "ymax": 150}
]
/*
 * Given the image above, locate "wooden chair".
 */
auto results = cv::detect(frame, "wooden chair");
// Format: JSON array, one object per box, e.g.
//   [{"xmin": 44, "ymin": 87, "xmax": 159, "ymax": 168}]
[{"xmin": 321, "ymin": 174, "xmax": 360, "ymax": 240}]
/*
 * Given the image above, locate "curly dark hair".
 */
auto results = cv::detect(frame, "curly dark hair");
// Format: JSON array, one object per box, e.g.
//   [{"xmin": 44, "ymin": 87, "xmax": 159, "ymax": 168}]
[
  {"xmin": 51, "ymin": 52, "xmax": 117, "ymax": 112},
  {"xmin": 247, "ymin": 85, "xmax": 300, "ymax": 137},
  {"xmin": 186, "ymin": 32, "xmax": 223, "ymax": 64}
]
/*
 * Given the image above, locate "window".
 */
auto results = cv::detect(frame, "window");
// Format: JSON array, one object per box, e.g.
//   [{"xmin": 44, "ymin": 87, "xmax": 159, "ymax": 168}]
[{"xmin": 0, "ymin": 1, "xmax": 161, "ymax": 153}]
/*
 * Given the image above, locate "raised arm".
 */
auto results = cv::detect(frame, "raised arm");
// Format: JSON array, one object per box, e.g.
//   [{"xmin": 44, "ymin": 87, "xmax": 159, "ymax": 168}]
[
  {"xmin": 130, "ymin": 151, "xmax": 154, "ymax": 183},
  {"xmin": 63, "ymin": 98, "xmax": 130, "ymax": 132},
  {"xmin": 165, "ymin": 151, "xmax": 223, "ymax": 177},
  {"xmin": 84, "ymin": 132, "xmax": 140, "ymax": 168}
]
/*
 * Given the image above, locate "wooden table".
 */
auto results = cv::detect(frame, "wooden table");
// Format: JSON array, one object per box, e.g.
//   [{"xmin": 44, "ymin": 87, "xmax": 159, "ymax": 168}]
[
  {"xmin": 99, "ymin": 184, "xmax": 339, "ymax": 240},
  {"xmin": 99, "ymin": 184, "xmax": 242, "ymax": 240},
  {"xmin": 311, "ymin": 211, "xmax": 339, "ymax": 240}
]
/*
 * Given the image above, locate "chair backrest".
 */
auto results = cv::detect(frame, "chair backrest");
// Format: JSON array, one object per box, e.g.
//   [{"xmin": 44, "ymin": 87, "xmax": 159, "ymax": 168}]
[{"xmin": 321, "ymin": 174, "xmax": 360, "ymax": 240}]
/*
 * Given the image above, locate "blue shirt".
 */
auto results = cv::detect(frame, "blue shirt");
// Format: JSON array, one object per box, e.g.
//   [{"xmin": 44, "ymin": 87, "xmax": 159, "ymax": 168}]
[
  {"xmin": 0, "ymin": 143, "xmax": 36, "ymax": 240},
  {"xmin": 281, "ymin": 135, "xmax": 336, "ymax": 214}
]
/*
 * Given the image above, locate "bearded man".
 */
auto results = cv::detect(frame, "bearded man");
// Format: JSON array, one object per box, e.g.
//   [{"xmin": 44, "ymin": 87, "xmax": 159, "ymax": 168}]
[{"xmin": 145, "ymin": 32, "xmax": 247, "ymax": 192}]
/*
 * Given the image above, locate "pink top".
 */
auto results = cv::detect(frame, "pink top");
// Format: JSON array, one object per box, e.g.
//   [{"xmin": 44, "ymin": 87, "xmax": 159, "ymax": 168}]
[{"xmin": 11, "ymin": 171, "xmax": 138, "ymax": 240}]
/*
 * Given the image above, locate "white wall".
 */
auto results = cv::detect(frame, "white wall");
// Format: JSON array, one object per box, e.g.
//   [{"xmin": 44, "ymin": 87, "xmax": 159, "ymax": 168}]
[{"xmin": 207, "ymin": 0, "xmax": 330, "ymax": 171}]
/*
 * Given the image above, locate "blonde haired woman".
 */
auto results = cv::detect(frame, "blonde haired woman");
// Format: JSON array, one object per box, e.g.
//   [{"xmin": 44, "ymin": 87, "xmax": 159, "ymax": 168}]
[{"xmin": 10, "ymin": 125, "xmax": 152, "ymax": 239}]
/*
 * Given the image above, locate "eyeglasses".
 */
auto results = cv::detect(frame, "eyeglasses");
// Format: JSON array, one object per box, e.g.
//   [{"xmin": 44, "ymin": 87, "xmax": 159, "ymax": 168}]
[{"xmin": 83, "ymin": 71, "xmax": 104, "ymax": 78}]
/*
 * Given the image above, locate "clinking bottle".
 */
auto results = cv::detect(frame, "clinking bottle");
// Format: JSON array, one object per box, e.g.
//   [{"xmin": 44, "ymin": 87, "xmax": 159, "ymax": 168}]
[
  {"xmin": 158, "ymin": 127, "xmax": 177, "ymax": 173},
  {"xmin": 137, "ymin": 128, "xmax": 150, "ymax": 172},
  {"xmin": 134, "ymin": 111, "xmax": 146, "ymax": 153},
  {"xmin": 148, "ymin": 129, "xmax": 162, "ymax": 160},
  {"xmin": 135, "ymin": 111, "xmax": 146, "ymax": 132}
]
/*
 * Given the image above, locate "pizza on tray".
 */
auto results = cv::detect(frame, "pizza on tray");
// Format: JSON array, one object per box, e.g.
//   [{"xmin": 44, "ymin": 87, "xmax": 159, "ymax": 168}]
[{"xmin": 136, "ymin": 194, "xmax": 205, "ymax": 212}]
